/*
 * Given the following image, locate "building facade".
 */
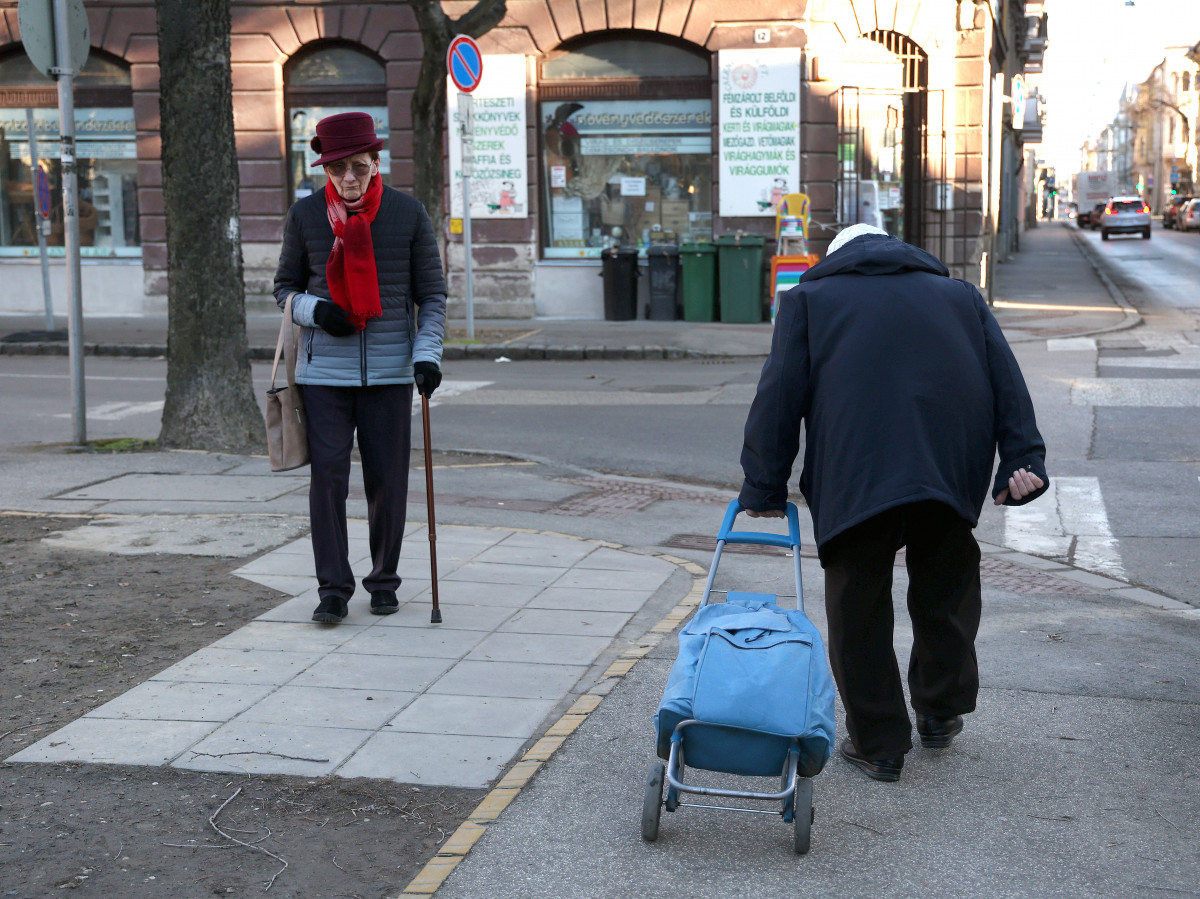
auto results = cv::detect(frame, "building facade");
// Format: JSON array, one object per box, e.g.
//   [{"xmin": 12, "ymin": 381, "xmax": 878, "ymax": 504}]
[{"xmin": 0, "ymin": 0, "xmax": 1045, "ymax": 318}]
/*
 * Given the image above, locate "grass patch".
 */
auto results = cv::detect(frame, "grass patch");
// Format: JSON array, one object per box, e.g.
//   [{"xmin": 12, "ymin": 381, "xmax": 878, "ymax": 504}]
[{"xmin": 90, "ymin": 438, "xmax": 158, "ymax": 453}]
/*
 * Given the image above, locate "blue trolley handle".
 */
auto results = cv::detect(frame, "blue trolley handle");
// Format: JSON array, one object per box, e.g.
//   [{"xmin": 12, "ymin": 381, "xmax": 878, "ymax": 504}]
[{"xmin": 700, "ymin": 500, "xmax": 805, "ymax": 613}]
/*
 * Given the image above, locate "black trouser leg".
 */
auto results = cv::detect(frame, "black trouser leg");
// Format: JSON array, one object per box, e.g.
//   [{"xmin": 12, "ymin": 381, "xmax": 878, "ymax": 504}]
[
  {"xmin": 903, "ymin": 503, "xmax": 982, "ymax": 719},
  {"xmin": 303, "ymin": 385, "xmax": 356, "ymax": 601},
  {"xmin": 823, "ymin": 509, "xmax": 913, "ymax": 759},
  {"xmin": 356, "ymin": 384, "xmax": 413, "ymax": 594}
]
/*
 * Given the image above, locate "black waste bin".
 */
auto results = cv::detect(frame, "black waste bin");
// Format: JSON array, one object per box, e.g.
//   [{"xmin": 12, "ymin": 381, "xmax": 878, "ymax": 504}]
[
  {"xmin": 646, "ymin": 245, "xmax": 680, "ymax": 320},
  {"xmin": 600, "ymin": 246, "xmax": 640, "ymax": 321}
]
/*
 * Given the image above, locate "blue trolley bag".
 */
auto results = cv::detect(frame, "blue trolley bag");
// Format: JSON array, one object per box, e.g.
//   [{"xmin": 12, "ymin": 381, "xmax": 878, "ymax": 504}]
[{"xmin": 654, "ymin": 501, "xmax": 836, "ymax": 778}]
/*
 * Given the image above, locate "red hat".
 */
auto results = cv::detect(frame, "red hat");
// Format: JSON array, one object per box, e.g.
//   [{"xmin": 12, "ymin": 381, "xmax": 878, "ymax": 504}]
[{"xmin": 310, "ymin": 112, "xmax": 385, "ymax": 167}]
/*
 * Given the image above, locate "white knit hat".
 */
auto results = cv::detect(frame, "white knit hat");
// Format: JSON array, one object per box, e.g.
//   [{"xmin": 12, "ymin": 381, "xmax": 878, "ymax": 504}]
[{"xmin": 827, "ymin": 223, "xmax": 889, "ymax": 256}]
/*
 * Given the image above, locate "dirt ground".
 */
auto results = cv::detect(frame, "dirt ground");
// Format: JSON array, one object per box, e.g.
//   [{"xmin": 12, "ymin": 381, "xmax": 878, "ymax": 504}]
[{"xmin": 0, "ymin": 514, "xmax": 483, "ymax": 898}]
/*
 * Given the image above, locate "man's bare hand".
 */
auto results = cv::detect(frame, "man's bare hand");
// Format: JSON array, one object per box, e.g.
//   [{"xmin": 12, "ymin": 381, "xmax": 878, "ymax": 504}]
[
  {"xmin": 994, "ymin": 468, "xmax": 1045, "ymax": 505},
  {"xmin": 744, "ymin": 509, "xmax": 786, "ymax": 518}
]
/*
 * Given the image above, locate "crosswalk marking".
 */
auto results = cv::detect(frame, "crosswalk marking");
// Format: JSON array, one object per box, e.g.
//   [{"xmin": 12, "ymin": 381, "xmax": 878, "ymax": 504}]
[
  {"xmin": 1047, "ymin": 338, "xmax": 1096, "ymax": 352},
  {"xmin": 1004, "ymin": 476, "xmax": 1125, "ymax": 579},
  {"xmin": 53, "ymin": 401, "xmax": 164, "ymax": 421},
  {"xmin": 1069, "ymin": 378, "xmax": 1200, "ymax": 407},
  {"xmin": 411, "ymin": 380, "xmax": 493, "ymax": 412}
]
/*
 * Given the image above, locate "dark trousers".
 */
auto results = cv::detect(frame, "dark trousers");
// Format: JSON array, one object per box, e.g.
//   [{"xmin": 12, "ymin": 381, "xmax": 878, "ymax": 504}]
[
  {"xmin": 302, "ymin": 384, "xmax": 413, "ymax": 601},
  {"xmin": 822, "ymin": 501, "xmax": 982, "ymax": 759}
]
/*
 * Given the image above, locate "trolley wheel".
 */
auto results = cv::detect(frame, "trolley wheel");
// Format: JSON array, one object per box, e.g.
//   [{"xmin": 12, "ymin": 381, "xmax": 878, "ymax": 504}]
[
  {"xmin": 793, "ymin": 777, "xmax": 813, "ymax": 855},
  {"xmin": 642, "ymin": 762, "xmax": 665, "ymax": 841}
]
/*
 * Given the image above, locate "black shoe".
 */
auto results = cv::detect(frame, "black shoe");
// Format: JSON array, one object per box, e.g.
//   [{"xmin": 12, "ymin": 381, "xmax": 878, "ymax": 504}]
[
  {"xmin": 839, "ymin": 738, "xmax": 903, "ymax": 782},
  {"xmin": 370, "ymin": 590, "xmax": 399, "ymax": 615},
  {"xmin": 916, "ymin": 714, "xmax": 963, "ymax": 749},
  {"xmin": 312, "ymin": 596, "xmax": 348, "ymax": 624}
]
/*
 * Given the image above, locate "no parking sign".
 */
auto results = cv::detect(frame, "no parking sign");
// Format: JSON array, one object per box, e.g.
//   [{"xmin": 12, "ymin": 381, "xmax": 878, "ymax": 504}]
[{"xmin": 448, "ymin": 35, "xmax": 483, "ymax": 93}]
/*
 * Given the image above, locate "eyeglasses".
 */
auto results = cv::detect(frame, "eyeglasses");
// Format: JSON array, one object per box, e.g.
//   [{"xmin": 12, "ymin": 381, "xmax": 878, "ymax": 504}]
[{"xmin": 326, "ymin": 161, "xmax": 374, "ymax": 178}]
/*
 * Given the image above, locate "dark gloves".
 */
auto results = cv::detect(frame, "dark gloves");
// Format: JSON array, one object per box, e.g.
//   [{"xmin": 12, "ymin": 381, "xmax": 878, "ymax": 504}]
[
  {"xmin": 413, "ymin": 361, "xmax": 442, "ymax": 397},
  {"xmin": 313, "ymin": 301, "xmax": 356, "ymax": 337}
]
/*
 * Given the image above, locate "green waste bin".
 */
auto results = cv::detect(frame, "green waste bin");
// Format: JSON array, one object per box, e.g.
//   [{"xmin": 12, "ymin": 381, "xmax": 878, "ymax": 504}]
[
  {"xmin": 679, "ymin": 243, "xmax": 717, "ymax": 322},
  {"xmin": 716, "ymin": 233, "xmax": 766, "ymax": 323}
]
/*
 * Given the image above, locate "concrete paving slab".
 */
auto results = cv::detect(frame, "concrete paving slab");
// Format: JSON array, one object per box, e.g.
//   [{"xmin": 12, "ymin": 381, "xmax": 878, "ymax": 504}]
[
  {"xmin": 429, "ymin": 580, "xmax": 544, "ymax": 607},
  {"xmin": 473, "ymin": 539, "xmax": 597, "ymax": 567},
  {"xmin": 41, "ymin": 514, "xmax": 310, "ymax": 557},
  {"xmin": 152, "ymin": 647, "xmax": 324, "ymax": 686},
  {"xmin": 427, "ymin": 660, "xmax": 587, "ymax": 700},
  {"xmin": 574, "ymin": 547, "xmax": 679, "ymax": 571},
  {"xmin": 338, "ymin": 731, "xmax": 525, "ymax": 786},
  {"xmin": 291, "ymin": 652, "xmax": 454, "ymax": 692},
  {"xmin": 499, "ymin": 607, "xmax": 633, "ymax": 637},
  {"xmin": 465, "ymin": 632, "xmax": 610, "ymax": 666},
  {"xmin": 79, "ymin": 681, "xmax": 274, "ymax": 723},
  {"xmin": 388, "ymin": 694, "xmax": 558, "ymax": 738},
  {"xmin": 57, "ymin": 474, "xmax": 298, "ymax": 503},
  {"xmin": 208, "ymin": 620, "xmax": 363, "ymax": 653},
  {"xmin": 237, "ymin": 685, "xmax": 418, "ymax": 730},
  {"xmin": 177, "ymin": 720, "xmax": 369, "ymax": 777},
  {"xmin": 7, "ymin": 718, "xmax": 218, "ymax": 766},
  {"xmin": 233, "ymin": 573, "xmax": 315, "ymax": 595},
  {"xmin": 445, "ymin": 560, "xmax": 569, "ymax": 586},
  {"xmin": 376, "ymin": 597, "xmax": 518, "ymax": 631},
  {"xmin": 553, "ymin": 566, "xmax": 674, "ymax": 592},
  {"xmin": 526, "ymin": 586, "xmax": 659, "ymax": 613},
  {"xmin": 339, "ymin": 624, "xmax": 489, "ymax": 658}
]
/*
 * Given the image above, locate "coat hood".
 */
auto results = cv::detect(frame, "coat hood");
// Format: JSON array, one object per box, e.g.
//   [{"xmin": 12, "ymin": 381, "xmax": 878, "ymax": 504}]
[{"xmin": 802, "ymin": 233, "xmax": 949, "ymax": 283}]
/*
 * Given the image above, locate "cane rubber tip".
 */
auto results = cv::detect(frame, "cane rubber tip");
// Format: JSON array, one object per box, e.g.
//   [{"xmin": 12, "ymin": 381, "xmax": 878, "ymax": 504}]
[{"xmin": 430, "ymin": 609, "xmax": 442, "ymax": 624}]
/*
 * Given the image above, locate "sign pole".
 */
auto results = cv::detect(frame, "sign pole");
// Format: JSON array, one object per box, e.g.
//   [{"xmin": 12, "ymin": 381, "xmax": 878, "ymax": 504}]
[
  {"xmin": 52, "ymin": 0, "xmax": 86, "ymax": 445},
  {"xmin": 25, "ymin": 108, "xmax": 54, "ymax": 332},
  {"xmin": 458, "ymin": 91, "xmax": 475, "ymax": 341}
]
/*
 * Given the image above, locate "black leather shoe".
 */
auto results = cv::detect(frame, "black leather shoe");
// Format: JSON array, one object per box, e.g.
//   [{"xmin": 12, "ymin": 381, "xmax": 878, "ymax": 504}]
[
  {"xmin": 839, "ymin": 738, "xmax": 903, "ymax": 782},
  {"xmin": 370, "ymin": 590, "xmax": 399, "ymax": 615},
  {"xmin": 916, "ymin": 714, "xmax": 963, "ymax": 749},
  {"xmin": 312, "ymin": 596, "xmax": 348, "ymax": 624}
]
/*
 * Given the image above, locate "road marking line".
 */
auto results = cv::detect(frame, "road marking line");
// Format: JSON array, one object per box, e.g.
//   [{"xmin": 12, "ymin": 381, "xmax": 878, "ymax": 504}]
[
  {"xmin": 1047, "ymin": 338, "xmax": 1096, "ymax": 352},
  {"xmin": 1004, "ymin": 477, "xmax": 1125, "ymax": 579},
  {"xmin": 410, "ymin": 380, "xmax": 493, "ymax": 412}
]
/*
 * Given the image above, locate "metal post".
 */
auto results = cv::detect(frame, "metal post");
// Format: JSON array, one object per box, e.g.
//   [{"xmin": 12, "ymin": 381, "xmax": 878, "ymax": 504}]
[
  {"xmin": 53, "ymin": 0, "xmax": 85, "ymax": 445},
  {"xmin": 26, "ymin": 107, "xmax": 54, "ymax": 332},
  {"xmin": 458, "ymin": 91, "xmax": 475, "ymax": 340}
]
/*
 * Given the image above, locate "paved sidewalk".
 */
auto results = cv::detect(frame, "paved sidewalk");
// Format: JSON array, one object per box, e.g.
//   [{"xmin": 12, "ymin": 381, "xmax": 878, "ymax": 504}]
[
  {"xmin": 10, "ymin": 519, "xmax": 680, "ymax": 786},
  {"xmin": 0, "ymin": 223, "xmax": 1139, "ymax": 360}
]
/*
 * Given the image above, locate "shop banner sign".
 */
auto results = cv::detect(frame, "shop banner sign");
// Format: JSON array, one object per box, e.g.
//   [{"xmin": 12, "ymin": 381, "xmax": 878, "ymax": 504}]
[
  {"xmin": 448, "ymin": 54, "xmax": 527, "ymax": 219},
  {"xmin": 718, "ymin": 49, "xmax": 801, "ymax": 217}
]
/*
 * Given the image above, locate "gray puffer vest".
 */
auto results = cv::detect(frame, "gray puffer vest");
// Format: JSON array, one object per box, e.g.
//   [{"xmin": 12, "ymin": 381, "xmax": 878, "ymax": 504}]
[{"xmin": 273, "ymin": 185, "xmax": 447, "ymax": 387}]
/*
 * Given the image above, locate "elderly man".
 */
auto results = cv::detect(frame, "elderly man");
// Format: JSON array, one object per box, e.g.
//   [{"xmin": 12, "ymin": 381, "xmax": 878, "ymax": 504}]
[
  {"xmin": 739, "ymin": 224, "xmax": 1048, "ymax": 781},
  {"xmin": 274, "ymin": 112, "xmax": 447, "ymax": 625}
]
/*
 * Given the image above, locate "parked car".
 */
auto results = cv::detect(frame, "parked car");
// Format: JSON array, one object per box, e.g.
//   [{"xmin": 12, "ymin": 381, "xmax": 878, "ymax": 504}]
[
  {"xmin": 1099, "ymin": 196, "xmax": 1151, "ymax": 240},
  {"xmin": 1163, "ymin": 195, "xmax": 1193, "ymax": 229},
  {"xmin": 1089, "ymin": 201, "xmax": 1107, "ymax": 230},
  {"xmin": 1178, "ymin": 198, "xmax": 1200, "ymax": 232}
]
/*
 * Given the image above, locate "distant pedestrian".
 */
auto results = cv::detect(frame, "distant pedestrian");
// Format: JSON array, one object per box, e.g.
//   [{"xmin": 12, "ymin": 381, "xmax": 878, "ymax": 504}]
[
  {"xmin": 739, "ymin": 224, "xmax": 1048, "ymax": 781},
  {"xmin": 274, "ymin": 111, "xmax": 447, "ymax": 624}
]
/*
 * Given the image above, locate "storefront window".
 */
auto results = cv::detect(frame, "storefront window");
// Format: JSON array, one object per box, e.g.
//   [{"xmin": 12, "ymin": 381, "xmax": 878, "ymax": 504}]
[
  {"xmin": 539, "ymin": 38, "xmax": 713, "ymax": 259},
  {"xmin": 0, "ymin": 51, "xmax": 139, "ymax": 257},
  {"xmin": 284, "ymin": 46, "xmax": 387, "ymax": 200}
]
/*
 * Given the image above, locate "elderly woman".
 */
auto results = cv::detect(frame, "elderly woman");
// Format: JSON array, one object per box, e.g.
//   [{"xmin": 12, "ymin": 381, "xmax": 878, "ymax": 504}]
[{"xmin": 274, "ymin": 111, "xmax": 447, "ymax": 624}]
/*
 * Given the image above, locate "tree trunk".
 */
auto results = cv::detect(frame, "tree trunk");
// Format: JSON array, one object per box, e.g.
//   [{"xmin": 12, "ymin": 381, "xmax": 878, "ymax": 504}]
[
  {"xmin": 155, "ymin": 0, "xmax": 265, "ymax": 453},
  {"xmin": 409, "ymin": 0, "xmax": 508, "ymax": 239}
]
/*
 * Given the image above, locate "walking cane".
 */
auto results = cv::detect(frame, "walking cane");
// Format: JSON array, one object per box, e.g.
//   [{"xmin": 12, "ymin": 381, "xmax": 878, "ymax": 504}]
[{"xmin": 420, "ymin": 390, "xmax": 442, "ymax": 624}]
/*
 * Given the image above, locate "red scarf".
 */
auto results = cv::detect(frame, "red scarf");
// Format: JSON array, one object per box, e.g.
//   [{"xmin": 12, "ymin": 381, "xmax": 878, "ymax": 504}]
[{"xmin": 324, "ymin": 174, "xmax": 383, "ymax": 330}]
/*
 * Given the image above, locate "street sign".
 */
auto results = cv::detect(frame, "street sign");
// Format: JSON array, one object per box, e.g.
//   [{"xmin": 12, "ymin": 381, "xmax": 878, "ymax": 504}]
[
  {"xmin": 1011, "ymin": 73, "xmax": 1026, "ymax": 129},
  {"xmin": 35, "ymin": 165, "xmax": 51, "ymax": 217},
  {"xmin": 17, "ymin": 0, "xmax": 89, "ymax": 78},
  {"xmin": 448, "ymin": 35, "xmax": 483, "ymax": 93}
]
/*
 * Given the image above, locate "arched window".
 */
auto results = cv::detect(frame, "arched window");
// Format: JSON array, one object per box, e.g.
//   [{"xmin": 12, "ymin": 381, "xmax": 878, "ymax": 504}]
[
  {"xmin": 538, "ymin": 34, "xmax": 712, "ymax": 258},
  {"xmin": 0, "ymin": 49, "xmax": 139, "ymax": 255},
  {"xmin": 284, "ymin": 44, "xmax": 387, "ymax": 198}
]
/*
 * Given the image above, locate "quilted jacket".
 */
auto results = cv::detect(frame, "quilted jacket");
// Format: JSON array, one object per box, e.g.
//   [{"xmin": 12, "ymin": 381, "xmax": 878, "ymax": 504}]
[{"xmin": 273, "ymin": 185, "xmax": 447, "ymax": 387}]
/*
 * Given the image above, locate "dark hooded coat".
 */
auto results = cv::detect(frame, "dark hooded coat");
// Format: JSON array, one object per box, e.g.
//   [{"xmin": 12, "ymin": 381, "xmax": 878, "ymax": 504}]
[{"xmin": 739, "ymin": 234, "xmax": 1048, "ymax": 562}]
